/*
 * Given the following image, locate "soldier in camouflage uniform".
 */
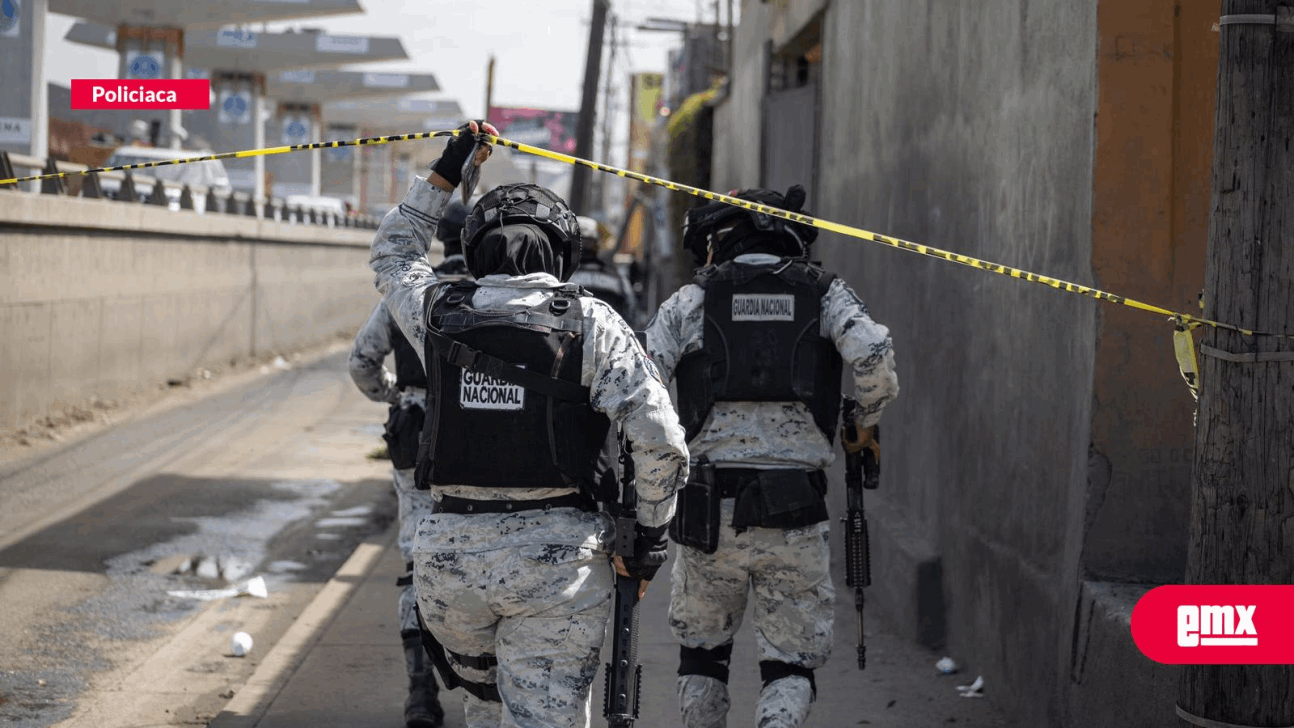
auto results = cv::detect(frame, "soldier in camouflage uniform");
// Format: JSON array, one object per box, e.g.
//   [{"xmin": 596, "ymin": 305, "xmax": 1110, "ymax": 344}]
[
  {"xmin": 348, "ymin": 202, "xmax": 471, "ymax": 728},
  {"xmin": 367, "ymin": 121, "xmax": 689, "ymax": 728},
  {"xmin": 645, "ymin": 185, "xmax": 899, "ymax": 728},
  {"xmin": 568, "ymin": 215, "xmax": 637, "ymax": 325}
]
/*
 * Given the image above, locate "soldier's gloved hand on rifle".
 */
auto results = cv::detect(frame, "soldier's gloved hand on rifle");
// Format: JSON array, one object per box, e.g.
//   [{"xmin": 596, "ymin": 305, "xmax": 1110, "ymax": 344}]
[
  {"xmin": 612, "ymin": 523, "xmax": 669, "ymax": 598},
  {"xmin": 428, "ymin": 120, "xmax": 497, "ymax": 190},
  {"xmin": 842, "ymin": 422, "xmax": 880, "ymax": 463}
]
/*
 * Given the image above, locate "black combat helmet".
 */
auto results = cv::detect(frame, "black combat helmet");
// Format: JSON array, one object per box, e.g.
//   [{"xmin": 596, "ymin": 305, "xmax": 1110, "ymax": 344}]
[
  {"xmin": 681, "ymin": 184, "xmax": 818, "ymax": 267},
  {"xmin": 436, "ymin": 201, "xmax": 469, "ymax": 256},
  {"xmin": 461, "ymin": 183, "xmax": 582, "ymax": 280}
]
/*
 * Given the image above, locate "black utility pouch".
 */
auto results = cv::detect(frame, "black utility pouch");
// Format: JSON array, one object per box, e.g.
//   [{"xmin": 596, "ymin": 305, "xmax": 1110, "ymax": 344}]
[
  {"xmin": 669, "ymin": 457, "xmax": 720, "ymax": 554},
  {"xmin": 731, "ymin": 470, "xmax": 829, "ymax": 531},
  {"xmin": 383, "ymin": 403, "xmax": 426, "ymax": 470}
]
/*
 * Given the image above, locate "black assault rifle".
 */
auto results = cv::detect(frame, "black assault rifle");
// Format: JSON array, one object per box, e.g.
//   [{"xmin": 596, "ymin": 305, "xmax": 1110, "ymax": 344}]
[
  {"xmin": 603, "ymin": 433, "xmax": 641, "ymax": 727},
  {"xmin": 841, "ymin": 398, "xmax": 880, "ymax": 670}
]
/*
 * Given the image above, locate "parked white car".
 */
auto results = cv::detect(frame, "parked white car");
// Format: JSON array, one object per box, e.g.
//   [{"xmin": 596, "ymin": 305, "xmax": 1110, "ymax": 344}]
[{"xmin": 99, "ymin": 146, "xmax": 233, "ymax": 213}]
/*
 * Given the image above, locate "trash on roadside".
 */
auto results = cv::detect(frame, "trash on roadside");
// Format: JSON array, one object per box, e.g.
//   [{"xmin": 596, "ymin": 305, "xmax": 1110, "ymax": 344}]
[
  {"xmin": 230, "ymin": 631, "xmax": 254, "ymax": 657},
  {"xmin": 168, "ymin": 575, "xmax": 268, "ymax": 601},
  {"xmin": 173, "ymin": 554, "xmax": 255, "ymax": 582},
  {"xmin": 956, "ymin": 676, "xmax": 985, "ymax": 698},
  {"xmin": 273, "ymin": 356, "xmax": 290, "ymax": 370},
  {"xmin": 936, "ymin": 657, "xmax": 959, "ymax": 674}
]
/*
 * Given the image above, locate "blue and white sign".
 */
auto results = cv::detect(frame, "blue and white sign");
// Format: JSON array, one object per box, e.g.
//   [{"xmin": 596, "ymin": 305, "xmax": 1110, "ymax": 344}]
[
  {"xmin": 216, "ymin": 28, "xmax": 257, "ymax": 49},
  {"xmin": 218, "ymin": 89, "xmax": 252, "ymax": 124},
  {"xmin": 362, "ymin": 73, "xmax": 408, "ymax": 88},
  {"xmin": 125, "ymin": 50, "xmax": 165, "ymax": 79},
  {"xmin": 1, "ymin": 0, "xmax": 21, "ymax": 39},
  {"xmin": 0, "ymin": 117, "xmax": 31, "ymax": 144},
  {"xmin": 282, "ymin": 115, "xmax": 310, "ymax": 144},
  {"xmin": 315, "ymin": 34, "xmax": 369, "ymax": 54},
  {"xmin": 280, "ymin": 69, "xmax": 315, "ymax": 84}
]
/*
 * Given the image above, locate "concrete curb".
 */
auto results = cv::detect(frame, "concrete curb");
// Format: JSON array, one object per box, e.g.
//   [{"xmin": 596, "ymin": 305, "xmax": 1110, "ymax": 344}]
[{"xmin": 209, "ymin": 532, "xmax": 394, "ymax": 728}]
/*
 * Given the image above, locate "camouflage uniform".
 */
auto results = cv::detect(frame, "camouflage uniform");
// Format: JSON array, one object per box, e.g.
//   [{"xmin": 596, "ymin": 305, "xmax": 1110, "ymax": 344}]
[
  {"xmin": 646, "ymin": 253, "xmax": 899, "ymax": 728},
  {"xmin": 370, "ymin": 176, "xmax": 689, "ymax": 728},
  {"xmin": 348, "ymin": 302, "xmax": 438, "ymax": 634}
]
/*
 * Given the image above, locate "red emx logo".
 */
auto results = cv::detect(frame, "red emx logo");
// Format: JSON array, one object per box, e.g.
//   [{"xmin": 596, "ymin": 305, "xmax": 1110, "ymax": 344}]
[{"xmin": 1132, "ymin": 586, "xmax": 1294, "ymax": 664}]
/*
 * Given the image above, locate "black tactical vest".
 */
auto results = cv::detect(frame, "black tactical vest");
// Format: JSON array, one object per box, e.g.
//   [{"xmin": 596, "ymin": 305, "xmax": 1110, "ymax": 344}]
[
  {"xmin": 674, "ymin": 259, "xmax": 843, "ymax": 442},
  {"xmin": 571, "ymin": 257, "xmax": 630, "ymax": 319},
  {"xmin": 415, "ymin": 281, "xmax": 611, "ymax": 490},
  {"xmin": 389, "ymin": 316, "xmax": 427, "ymax": 391}
]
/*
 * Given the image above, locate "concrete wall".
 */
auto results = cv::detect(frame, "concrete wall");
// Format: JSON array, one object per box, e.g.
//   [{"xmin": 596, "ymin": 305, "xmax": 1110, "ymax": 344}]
[
  {"xmin": 0, "ymin": 193, "xmax": 401, "ymax": 430},
  {"xmin": 711, "ymin": 0, "xmax": 1214, "ymax": 725},
  {"xmin": 813, "ymin": 5, "xmax": 1097, "ymax": 725}
]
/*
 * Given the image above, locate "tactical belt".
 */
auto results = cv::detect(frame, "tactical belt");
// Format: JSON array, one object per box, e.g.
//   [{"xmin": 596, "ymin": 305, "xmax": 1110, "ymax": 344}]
[
  {"xmin": 713, "ymin": 468, "xmax": 826, "ymax": 498},
  {"xmin": 437, "ymin": 493, "xmax": 596, "ymax": 515}
]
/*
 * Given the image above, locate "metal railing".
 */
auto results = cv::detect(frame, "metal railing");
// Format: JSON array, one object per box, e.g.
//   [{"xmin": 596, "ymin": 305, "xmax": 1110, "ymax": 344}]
[{"xmin": 0, "ymin": 151, "xmax": 382, "ymax": 230}]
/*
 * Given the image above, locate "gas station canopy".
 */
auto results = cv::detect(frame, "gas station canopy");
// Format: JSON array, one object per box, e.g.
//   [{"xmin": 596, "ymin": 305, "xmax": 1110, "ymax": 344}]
[
  {"xmin": 269, "ymin": 70, "xmax": 439, "ymax": 103},
  {"xmin": 65, "ymin": 22, "xmax": 408, "ymax": 72},
  {"xmin": 50, "ymin": 0, "xmax": 364, "ymax": 31},
  {"xmin": 323, "ymin": 97, "xmax": 465, "ymax": 133}
]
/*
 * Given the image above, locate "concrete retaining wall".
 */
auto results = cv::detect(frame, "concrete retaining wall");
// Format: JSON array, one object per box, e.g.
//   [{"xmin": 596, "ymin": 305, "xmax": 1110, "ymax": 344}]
[{"xmin": 0, "ymin": 194, "xmax": 408, "ymax": 430}]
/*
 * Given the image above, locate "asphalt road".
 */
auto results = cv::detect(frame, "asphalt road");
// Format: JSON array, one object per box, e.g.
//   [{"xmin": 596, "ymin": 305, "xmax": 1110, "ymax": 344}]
[
  {"xmin": 0, "ymin": 349, "xmax": 398, "ymax": 727},
  {"xmin": 0, "ymin": 346, "xmax": 1017, "ymax": 728}
]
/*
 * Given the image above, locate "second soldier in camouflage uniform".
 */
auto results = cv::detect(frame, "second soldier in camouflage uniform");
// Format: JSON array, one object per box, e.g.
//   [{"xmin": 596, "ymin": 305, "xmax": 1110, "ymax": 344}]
[
  {"xmin": 645, "ymin": 185, "xmax": 899, "ymax": 728},
  {"xmin": 368, "ymin": 121, "xmax": 689, "ymax": 728},
  {"xmin": 348, "ymin": 201, "xmax": 470, "ymax": 728}
]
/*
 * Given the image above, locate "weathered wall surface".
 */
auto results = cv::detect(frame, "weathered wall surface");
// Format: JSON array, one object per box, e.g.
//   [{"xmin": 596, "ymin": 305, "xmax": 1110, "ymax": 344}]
[
  {"xmin": 710, "ymin": 1, "xmax": 1214, "ymax": 725},
  {"xmin": 811, "ymin": 4, "xmax": 1098, "ymax": 725},
  {"xmin": 1084, "ymin": 0, "xmax": 1215, "ymax": 585},
  {"xmin": 0, "ymin": 194, "xmax": 405, "ymax": 429}
]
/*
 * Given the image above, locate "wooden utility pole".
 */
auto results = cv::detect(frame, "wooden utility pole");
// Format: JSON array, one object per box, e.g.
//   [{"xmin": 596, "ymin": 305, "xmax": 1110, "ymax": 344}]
[
  {"xmin": 569, "ymin": 0, "xmax": 609, "ymax": 215},
  {"xmin": 591, "ymin": 14, "xmax": 617, "ymax": 214},
  {"xmin": 1178, "ymin": 1, "xmax": 1293, "ymax": 726},
  {"xmin": 484, "ymin": 55, "xmax": 495, "ymax": 120}
]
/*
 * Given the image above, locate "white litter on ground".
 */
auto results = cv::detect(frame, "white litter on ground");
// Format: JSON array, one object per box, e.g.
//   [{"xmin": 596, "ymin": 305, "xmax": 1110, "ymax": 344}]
[
  {"xmin": 956, "ymin": 675, "xmax": 985, "ymax": 698},
  {"xmin": 168, "ymin": 575, "xmax": 268, "ymax": 601}
]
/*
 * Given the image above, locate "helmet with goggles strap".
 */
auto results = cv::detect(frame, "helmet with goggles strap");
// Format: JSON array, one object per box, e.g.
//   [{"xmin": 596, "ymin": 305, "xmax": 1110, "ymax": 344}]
[
  {"xmin": 681, "ymin": 184, "xmax": 818, "ymax": 267},
  {"xmin": 461, "ymin": 183, "xmax": 582, "ymax": 280}
]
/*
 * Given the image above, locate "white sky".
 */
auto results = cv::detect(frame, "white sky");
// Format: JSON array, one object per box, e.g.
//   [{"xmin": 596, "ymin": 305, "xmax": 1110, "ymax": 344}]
[{"xmin": 44, "ymin": 0, "xmax": 735, "ymax": 167}]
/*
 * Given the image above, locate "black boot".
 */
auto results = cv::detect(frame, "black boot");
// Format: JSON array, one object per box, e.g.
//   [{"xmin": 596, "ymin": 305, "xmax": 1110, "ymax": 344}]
[{"xmin": 402, "ymin": 631, "xmax": 445, "ymax": 728}]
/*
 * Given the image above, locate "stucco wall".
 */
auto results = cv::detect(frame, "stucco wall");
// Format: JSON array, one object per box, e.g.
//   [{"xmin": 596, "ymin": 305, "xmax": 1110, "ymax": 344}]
[
  {"xmin": 814, "ymin": 4, "xmax": 1098, "ymax": 724},
  {"xmin": 711, "ymin": 1, "xmax": 1213, "ymax": 725},
  {"xmin": 0, "ymin": 194, "xmax": 406, "ymax": 430}
]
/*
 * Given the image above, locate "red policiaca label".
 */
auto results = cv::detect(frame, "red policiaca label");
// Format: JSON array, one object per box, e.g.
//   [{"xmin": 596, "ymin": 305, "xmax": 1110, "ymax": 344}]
[
  {"xmin": 70, "ymin": 80, "xmax": 210, "ymax": 110},
  {"xmin": 1131, "ymin": 585, "xmax": 1294, "ymax": 664}
]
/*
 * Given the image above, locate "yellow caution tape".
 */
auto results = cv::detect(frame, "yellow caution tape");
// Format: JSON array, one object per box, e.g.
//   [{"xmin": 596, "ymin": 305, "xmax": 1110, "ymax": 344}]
[
  {"xmin": 1173, "ymin": 319, "xmax": 1201, "ymax": 401},
  {"xmin": 0, "ymin": 130, "xmax": 460, "ymax": 187},
  {"xmin": 481, "ymin": 132, "xmax": 1294, "ymax": 343},
  {"xmin": 4, "ymin": 128, "xmax": 1292, "ymax": 346}
]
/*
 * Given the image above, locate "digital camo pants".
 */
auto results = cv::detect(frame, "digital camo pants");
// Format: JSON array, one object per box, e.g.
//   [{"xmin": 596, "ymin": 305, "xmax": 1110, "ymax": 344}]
[
  {"xmin": 412, "ymin": 508, "xmax": 615, "ymax": 728},
  {"xmin": 669, "ymin": 499, "xmax": 835, "ymax": 728},
  {"xmin": 393, "ymin": 467, "xmax": 436, "ymax": 633}
]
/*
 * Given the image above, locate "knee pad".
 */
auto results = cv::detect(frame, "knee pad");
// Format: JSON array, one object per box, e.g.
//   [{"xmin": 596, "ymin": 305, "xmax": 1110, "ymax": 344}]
[
  {"xmin": 396, "ymin": 561, "xmax": 413, "ymax": 587},
  {"xmin": 679, "ymin": 642, "xmax": 734, "ymax": 684},
  {"xmin": 759, "ymin": 660, "xmax": 816, "ymax": 698}
]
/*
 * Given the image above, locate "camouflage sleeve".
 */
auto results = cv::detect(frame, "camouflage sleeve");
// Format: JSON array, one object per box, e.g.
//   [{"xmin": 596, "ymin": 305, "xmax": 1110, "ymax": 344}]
[
  {"xmin": 822, "ymin": 278, "xmax": 900, "ymax": 429},
  {"xmin": 348, "ymin": 303, "xmax": 399, "ymax": 404},
  {"xmin": 369, "ymin": 176, "xmax": 453, "ymax": 369},
  {"xmin": 643, "ymin": 284, "xmax": 705, "ymax": 385},
  {"xmin": 582, "ymin": 299, "xmax": 690, "ymax": 528}
]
